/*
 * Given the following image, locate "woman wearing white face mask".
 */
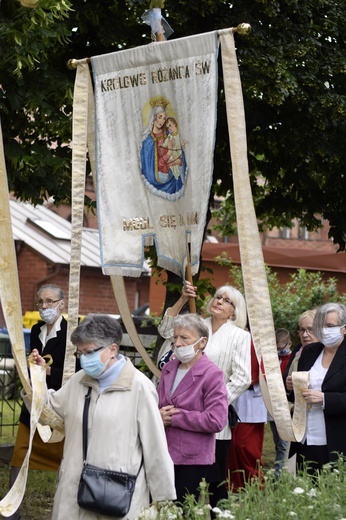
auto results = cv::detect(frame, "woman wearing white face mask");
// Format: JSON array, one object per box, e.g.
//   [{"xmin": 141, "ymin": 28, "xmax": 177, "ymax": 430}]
[
  {"xmin": 289, "ymin": 302, "xmax": 346, "ymax": 473},
  {"xmin": 158, "ymin": 314, "xmax": 228, "ymax": 504},
  {"xmin": 9, "ymin": 284, "xmax": 75, "ymax": 520},
  {"xmin": 157, "ymin": 282, "xmax": 251, "ymax": 507}
]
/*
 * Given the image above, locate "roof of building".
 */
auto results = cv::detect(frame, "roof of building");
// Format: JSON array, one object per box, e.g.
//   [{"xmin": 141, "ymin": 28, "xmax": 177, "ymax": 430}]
[
  {"xmin": 9, "ymin": 198, "xmax": 151, "ymax": 273},
  {"xmin": 202, "ymin": 242, "xmax": 346, "ymax": 274}
]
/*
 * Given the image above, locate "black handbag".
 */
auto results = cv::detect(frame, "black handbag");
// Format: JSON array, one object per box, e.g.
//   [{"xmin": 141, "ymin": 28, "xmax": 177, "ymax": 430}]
[
  {"xmin": 228, "ymin": 403, "xmax": 240, "ymax": 429},
  {"xmin": 77, "ymin": 387, "xmax": 143, "ymax": 517}
]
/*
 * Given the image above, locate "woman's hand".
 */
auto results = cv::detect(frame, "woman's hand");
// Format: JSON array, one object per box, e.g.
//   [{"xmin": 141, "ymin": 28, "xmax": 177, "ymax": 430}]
[
  {"xmin": 301, "ymin": 389, "xmax": 324, "ymax": 405},
  {"xmin": 30, "ymin": 349, "xmax": 46, "ymax": 367},
  {"xmin": 166, "ymin": 280, "xmax": 198, "ymax": 317},
  {"xmin": 286, "ymin": 375, "xmax": 293, "ymax": 392},
  {"xmin": 159, "ymin": 405, "xmax": 180, "ymax": 427},
  {"xmin": 182, "ymin": 281, "xmax": 197, "ymax": 299}
]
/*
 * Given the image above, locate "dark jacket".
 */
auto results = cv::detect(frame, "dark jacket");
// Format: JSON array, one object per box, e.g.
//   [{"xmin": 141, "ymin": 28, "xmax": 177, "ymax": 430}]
[
  {"xmin": 282, "ymin": 344, "xmax": 302, "ymax": 389},
  {"xmin": 20, "ymin": 317, "xmax": 68, "ymax": 426},
  {"xmin": 290, "ymin": 337, "xmax": 346, "ymax": 461}
]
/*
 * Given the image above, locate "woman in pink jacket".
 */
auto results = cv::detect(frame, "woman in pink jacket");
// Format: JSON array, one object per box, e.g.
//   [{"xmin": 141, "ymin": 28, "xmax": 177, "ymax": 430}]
[{"xmin": 158, "ymin": 313, "xmax": 228, "ymax": 503}]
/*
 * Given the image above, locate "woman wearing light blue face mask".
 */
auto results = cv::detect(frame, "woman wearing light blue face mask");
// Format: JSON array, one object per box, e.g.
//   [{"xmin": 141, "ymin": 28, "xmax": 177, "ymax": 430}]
[
  {"xmin": 289, "ymin": 302, "xmax": 346, "ymax": 473},
  {"xmin": 28, "ymin": 314, "xmax": 176, "ymax": 520}
]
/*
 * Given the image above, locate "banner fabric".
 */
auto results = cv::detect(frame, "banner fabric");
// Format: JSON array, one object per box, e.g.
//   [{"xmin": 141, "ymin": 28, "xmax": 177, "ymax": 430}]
[{"xmin": 91, "ymin": 31, "xmax": 219, "ymax": 277}]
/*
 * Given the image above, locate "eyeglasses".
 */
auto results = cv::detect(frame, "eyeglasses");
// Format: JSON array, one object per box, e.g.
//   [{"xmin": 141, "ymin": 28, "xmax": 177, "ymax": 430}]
[
  {"xmin": 73, "ymin": 346, "xmax": 104, "ymax": 359},
  {"xmin": 278, "ymin": 341, "xmax": 291, "ymax": 349},
  {"xmin": 36, "ymin": 299, "xmax": 61, "ymax": 308},
  {"xmin": 324, "ymin": 323, "xmax": 344, "ymax": 328},
  {"xmin": 213, "ymin": 295, "xmax": 234, "ymax": 307},
  {"xmin": 298, "ymin": 328, "xmax": 314, "ymax": 335}
]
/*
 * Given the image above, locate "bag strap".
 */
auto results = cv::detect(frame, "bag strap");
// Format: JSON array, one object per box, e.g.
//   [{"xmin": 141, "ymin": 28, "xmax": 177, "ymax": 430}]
[
  {"xmin": 136, "ymin": 456, "xmax": 144, "ymax": 478},
  {"xmin": 81, "ymin": 386, "xmax": 143, "ymax": 477},
  {"xmin": 82, "ymin": 387, "xmax": 92, "ymax": 462}
]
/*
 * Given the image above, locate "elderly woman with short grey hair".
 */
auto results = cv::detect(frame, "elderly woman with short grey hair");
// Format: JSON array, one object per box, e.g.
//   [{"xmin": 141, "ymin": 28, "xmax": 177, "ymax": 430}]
[
  {"xmin": 158, "ymin": 282, "xmax": 251, "ymax": 507},
  {"xmin": 289, "ymin": 302, "xmax": 346, "ymax": 473},
  {"xmin": 158, "ymin": 313, "xmax": 228, "ymax": 503},
  {"xmin": 29, "ymin": 314, "xmax": 176, "ymax": 519}
]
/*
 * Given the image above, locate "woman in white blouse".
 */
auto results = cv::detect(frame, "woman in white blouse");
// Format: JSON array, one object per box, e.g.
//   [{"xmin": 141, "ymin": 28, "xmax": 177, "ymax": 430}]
[
  {"xmin": 158, "ymin": 281, "xmax": 251, "ymax": 507},
  {"xmin": 289, "ymin": 302, "xmax": 346, "ymax": 473}
]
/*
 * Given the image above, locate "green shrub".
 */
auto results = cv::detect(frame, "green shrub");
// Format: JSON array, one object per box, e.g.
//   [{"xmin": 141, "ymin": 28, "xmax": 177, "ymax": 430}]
[{"xmin": 216, "ymin": 255, "xmax": 345, "ymax": 341}]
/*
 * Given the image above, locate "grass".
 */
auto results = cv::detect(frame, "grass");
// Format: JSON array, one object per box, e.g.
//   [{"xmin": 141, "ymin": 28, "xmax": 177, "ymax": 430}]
[
  {"xmin": 0, "ymin": 399, "xmax": 21, "ymax": 443},
  {"xmin": 215, "ymin": 458, "xmax": 346, "ymax": 519},
  {"xmin": 0, "ymin": 400, "xmax": 55, "ymax": 519},
  {"xmin": 262, "ymin": 422, "xmax": 276, "ymax": 469},
  {"xmin": 0, "ymin": 399, "xmax": 55, "ymax": 519},
  {"xmin": 0, "ymin": 463, "xmax": 56, "ymax": 520},
  {"xmin": 141, "ymin": 458, "xmax": 346, "ymax": 519}
]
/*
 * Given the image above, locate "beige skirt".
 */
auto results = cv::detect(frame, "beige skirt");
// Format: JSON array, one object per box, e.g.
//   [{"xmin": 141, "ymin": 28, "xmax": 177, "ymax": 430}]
[{"xmin": 11, "ymin": 422, "xmax": 64, "ymax": 470}]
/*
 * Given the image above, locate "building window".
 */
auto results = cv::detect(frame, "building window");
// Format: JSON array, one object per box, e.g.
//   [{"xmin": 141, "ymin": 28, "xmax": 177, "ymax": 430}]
[
  {"xmin": 279, "ymin": 227, "xmax": 291, "ymax": 239},
  {"xmin": 298, "ymin": 227, "xmax": 309, "ymax": 240}
]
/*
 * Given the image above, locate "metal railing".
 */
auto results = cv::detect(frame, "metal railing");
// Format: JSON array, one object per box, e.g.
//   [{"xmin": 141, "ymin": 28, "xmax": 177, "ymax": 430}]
[{"xmin": 0, "ymin": 356, "xmax": 22, "ymax": 439}]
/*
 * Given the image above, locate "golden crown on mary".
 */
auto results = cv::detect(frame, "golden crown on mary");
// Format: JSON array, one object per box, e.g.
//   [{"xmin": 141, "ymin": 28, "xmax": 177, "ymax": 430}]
[{"xmin": 149, "ymin": 96, "xmax": 169, "ymax": 109}]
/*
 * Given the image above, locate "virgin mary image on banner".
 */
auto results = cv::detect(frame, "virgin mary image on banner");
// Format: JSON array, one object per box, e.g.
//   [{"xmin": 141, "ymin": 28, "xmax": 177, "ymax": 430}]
[{"xmin": 139, "ymin": 96, "xmax": 187, "ymax": 200}]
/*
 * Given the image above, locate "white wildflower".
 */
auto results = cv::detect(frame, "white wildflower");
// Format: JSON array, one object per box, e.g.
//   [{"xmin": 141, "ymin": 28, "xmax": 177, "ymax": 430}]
[
  {"xmin": 307, "ymin": 488, "xmax": 317, "ymax": 497},
  {"xmin": 333, "ymin": 468, "xmax": 340, "ymax": 474},
  {"xmin": 138, "ymin": 501, "xmax": 183, "ymax": 520},
  {"xmin": 215, "ymin": 511, "xmax": 235, "ymax": 519},
  {"xmin": 293, "ymin": 487, "xmax": 305, "ymax": 494},
  {"xmin": 289, "ymin": 512, "xmax": 297, "ymax": 517},
  {"xmin": 138, "ymin": 505, "xmax": 158, "ymax": 519}
]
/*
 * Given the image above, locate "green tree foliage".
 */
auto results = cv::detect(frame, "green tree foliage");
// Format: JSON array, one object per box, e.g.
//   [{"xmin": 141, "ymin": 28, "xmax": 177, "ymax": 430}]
[
  {"xmin": 0, "ymin": 0, "xmax": 345, "ymax": 249},
  {"xmin": 0, "ymin": 0, "xmax": 74, "ymax": 204},
  {"xmin": 217, "ymin": 253, "xmax": 346, "ymax": 342}
]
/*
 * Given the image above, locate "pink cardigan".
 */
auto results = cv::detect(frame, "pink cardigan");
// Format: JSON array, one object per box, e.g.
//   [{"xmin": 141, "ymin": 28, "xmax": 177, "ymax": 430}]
[{"xmin": 158, "ymin": 354, "xmax": 228, "ymax": 465}]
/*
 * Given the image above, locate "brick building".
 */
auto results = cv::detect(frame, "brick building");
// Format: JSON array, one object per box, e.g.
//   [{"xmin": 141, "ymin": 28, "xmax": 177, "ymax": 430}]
[
  {"xmin": 149, "ymin": 240, "xmax": 346, "ymax": 315},
  {"xmin": 2, "ymin": 192, "xmax": 344, "ymax": 326},
  {"xmin": 0, "ymin": 198, "xmax": 150, "ymax": 328}
]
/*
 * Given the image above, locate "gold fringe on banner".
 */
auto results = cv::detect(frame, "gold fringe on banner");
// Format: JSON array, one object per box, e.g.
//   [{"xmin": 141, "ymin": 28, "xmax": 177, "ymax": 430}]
[{"xmin": 219, "ymin": 29, "xmax": 308, "ymax": 442}]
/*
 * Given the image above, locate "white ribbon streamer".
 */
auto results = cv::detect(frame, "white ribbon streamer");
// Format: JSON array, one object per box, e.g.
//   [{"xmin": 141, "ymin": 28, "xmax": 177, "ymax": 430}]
[{"xmin": 219, "ymin": 29, "xmax": 308, "ymax": 442}]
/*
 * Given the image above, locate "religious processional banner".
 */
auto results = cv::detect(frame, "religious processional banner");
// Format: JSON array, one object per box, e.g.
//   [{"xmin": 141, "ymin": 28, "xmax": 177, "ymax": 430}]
[{"xmin": 91, "ymin": 31, "xmax": 219, "ymax": 277}]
